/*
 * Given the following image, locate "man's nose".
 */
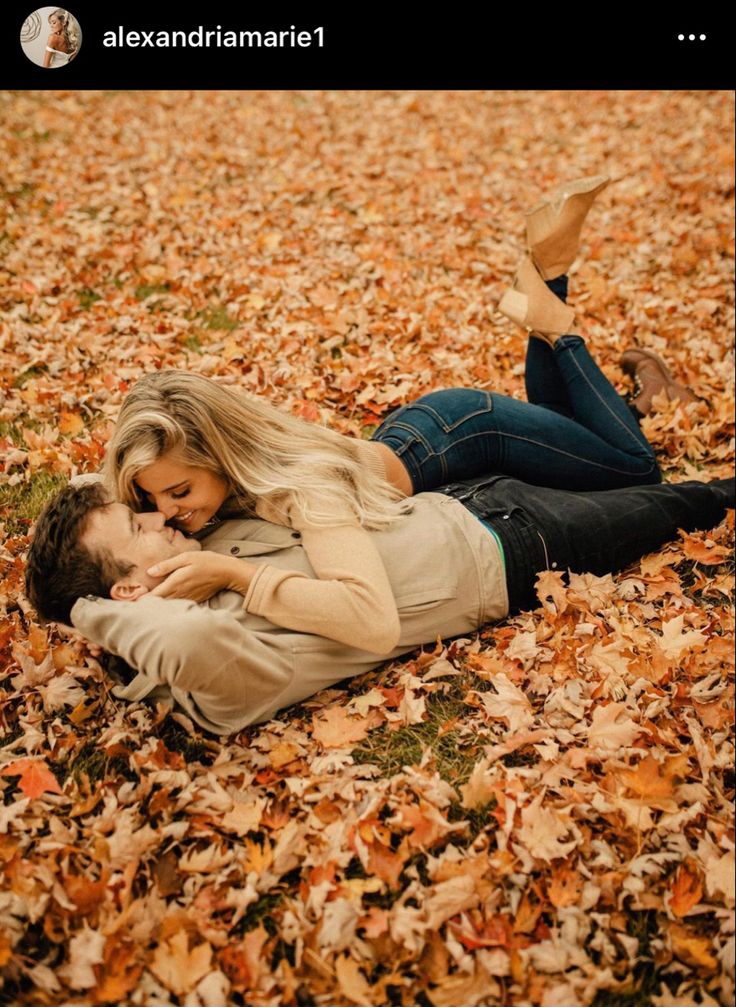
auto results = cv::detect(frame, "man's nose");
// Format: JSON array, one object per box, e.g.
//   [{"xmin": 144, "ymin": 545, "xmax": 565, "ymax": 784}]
[{"xmin": 139, "ymin": 511, "xmax": 167, "ymax": 531}]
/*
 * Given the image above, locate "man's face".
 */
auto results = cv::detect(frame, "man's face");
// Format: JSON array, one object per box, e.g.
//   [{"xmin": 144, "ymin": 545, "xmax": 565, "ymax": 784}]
[{"xmin": 82, "ymin": 503, "xmax": 201, "ymax": 597}]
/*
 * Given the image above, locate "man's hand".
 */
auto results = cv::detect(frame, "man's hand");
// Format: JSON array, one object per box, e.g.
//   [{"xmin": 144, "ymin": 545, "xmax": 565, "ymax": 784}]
[
  {"xmin": 147, "ymin": 551, "xmax": 255, "ymax": 602},
  {"xmin": 54, "ymin": 623, "xmax": 103, "ymax": 658}
]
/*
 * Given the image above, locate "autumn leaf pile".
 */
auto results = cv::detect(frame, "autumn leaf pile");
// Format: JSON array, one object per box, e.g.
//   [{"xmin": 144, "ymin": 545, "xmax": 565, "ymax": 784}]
[{"xmin": 0, "ymin": 91, "xmax": 734, "ymax": 1006}]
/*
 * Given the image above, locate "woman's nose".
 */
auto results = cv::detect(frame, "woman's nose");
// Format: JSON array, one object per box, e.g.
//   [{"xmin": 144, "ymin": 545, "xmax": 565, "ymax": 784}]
[{"xmin": 155, "ymin": 497, "xmax": 178, "ymax": 519}]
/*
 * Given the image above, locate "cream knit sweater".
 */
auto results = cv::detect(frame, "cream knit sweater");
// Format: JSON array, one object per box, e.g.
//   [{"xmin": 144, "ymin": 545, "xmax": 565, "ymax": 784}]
[{"xmin": 243, "ymin": 441, "xmax": 406, "ymax": 654}]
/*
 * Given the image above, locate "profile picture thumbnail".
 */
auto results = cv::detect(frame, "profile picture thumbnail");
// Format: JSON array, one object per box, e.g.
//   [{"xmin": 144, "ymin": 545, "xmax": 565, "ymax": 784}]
[{"xmin": 20, "ymin": 7, "xmax": 81, "ymax": 68}]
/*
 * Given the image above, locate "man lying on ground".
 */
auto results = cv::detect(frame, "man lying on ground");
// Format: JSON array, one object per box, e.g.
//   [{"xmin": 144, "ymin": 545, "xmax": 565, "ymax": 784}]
[{"xmin": 24, "ymin": 473, "xmax": 734, "ymax": 735}]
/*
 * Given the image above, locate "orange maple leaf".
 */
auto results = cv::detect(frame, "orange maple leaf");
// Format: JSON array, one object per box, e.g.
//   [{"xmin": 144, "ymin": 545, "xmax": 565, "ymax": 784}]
[
  {"xmin": 312, "ymin": 706, "xmax": 375, "ymax": 748},
  {"xmin": 535, "ymin": 569, "xmax": 568, "ymax": 614},
  {"xmin": 679, "ymin": 530, "xmax": 731, "ymax": 565},
  {"xmin": 365, "ymin": 838, "xmax": 408, "ymax": 890},
  {"xmin": 669, "ymin": 922, "xmax": 718, "ymax": 970},
  {"xmin": 547, "ymin": 864, "xmax": 583, "ymax": 908},
  {"xmin": 616, "ymin": 753, "xmax": 690, "ymax": 804},
  {"xmin": 91, "ymin": 937, "xmax": 143, "ymax": 1005},
  {"xmin": 58, "ymin": 411, "xmax": 86, "ymax": 436},
  {"xmin": 1, "ymin": 758, "xmax": 63, "ymax": 799},
  {"xmin": 63, "ymin": 871, "xmax": 110, "ymax": 917},
  {"xmin": 668, "ymin": 860, "xmax": 703, "ymax": 918}
]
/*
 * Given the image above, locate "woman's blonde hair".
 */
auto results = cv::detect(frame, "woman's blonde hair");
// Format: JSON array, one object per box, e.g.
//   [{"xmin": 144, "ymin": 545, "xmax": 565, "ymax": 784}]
[
  {"xmin": 49, "ymin": 9, "xmax": 79, "ymax": 57},
  {"xmin": 104, "ymin": 371, "xmax": 412, "ymax": 530}
]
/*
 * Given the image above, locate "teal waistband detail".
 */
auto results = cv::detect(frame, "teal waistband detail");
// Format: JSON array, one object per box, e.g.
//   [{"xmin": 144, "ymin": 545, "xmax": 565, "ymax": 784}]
[{"xmin": 473, "ymin": 514, "xmax": 505, "ymax": 573}]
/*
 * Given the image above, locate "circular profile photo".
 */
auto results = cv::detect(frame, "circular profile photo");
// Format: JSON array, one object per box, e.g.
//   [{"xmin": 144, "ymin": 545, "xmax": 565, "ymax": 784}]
[{"xmin": 20, "ymin": 7, "xmax": 81, "ymax": 68}]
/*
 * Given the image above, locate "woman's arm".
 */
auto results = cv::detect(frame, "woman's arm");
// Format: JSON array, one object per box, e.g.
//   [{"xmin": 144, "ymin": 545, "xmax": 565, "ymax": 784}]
[
  {"xmin": 148, "ymin": 551, "xmax": 258, "ymax": 603},
  {"xmin": 242, "ymin": 521, "xmax": 401, "ymax": 654},
  {"xmin": 44, "ymin": 32, "xmax": 62, "ymax": 66},
  {"xmin": 43, "ymin": 39, "xmax": 54, "ymax": 67},
  {"xmin": 147, "ymin": 520, "xmax": 401, "ymax": 655}
]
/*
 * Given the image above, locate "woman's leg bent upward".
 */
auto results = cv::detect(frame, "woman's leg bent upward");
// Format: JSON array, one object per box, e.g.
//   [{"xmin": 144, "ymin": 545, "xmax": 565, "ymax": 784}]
[
  {"xmin": 373, "ymin": 261, "xmax": 660, "ymax": 494},
  {"xmin": 374, "ymin": 178, "xmax": 660, "ymax": 499},
  {"xmin": 371, "ymin": 357, "xmax": 661, "ymax": 494}
]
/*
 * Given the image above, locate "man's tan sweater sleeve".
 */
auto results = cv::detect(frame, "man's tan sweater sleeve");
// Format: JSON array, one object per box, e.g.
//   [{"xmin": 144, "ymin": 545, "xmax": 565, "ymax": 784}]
[
  {"xmin": 70, "ymin": 594, "xmax": 295, "ymax": 731},
  {"xmin": 243, "ymin": 515, "xmax": 401, "ymax": 655}
]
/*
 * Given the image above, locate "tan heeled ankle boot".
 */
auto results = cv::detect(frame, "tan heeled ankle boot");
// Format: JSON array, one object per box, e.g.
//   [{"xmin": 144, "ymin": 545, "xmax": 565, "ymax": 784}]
[
  {"xmin": 526, "ymin": 174, "xmax": 611, "ymax": 280},
  {"xmin": 497, "ymin": 255, "xmax": 575, "ymax": 345}
]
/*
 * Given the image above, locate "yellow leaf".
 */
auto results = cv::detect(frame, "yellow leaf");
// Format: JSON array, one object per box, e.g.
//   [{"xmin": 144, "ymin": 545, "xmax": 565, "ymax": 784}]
[
  {"xmin": 59, "ymin": 412, "xmax": 85, "ymax": 436},
  {"xmin": 669, "ymin": 923, "xmax": 717, "ymax": 970},
  {"xmin": 334, "ymin": 954, "xmax": 373, "ymax": 1007},
  {"xmin": 150, "ymin": 930, "xmax": 212, "ymax": 996},
  {"xmin": 312, "ymin": 707, "xmax": 374, "ymax": 748}
]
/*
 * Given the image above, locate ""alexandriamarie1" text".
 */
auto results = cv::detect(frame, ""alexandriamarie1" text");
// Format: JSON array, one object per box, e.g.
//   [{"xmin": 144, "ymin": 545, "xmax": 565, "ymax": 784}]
[{"xmin": 102, "ymin": 26, "xmax": 325, "ymax": 48}]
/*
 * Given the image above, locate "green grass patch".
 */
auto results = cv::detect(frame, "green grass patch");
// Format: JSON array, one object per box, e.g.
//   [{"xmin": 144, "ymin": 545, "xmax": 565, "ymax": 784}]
[
  {"xmin": 0, "ymin": 419, "xmax": 41, "ymax": 446},
  {"xmin": 12, "ymin": 365, "xmax": 48, "ymax": 389},
  {"xmin": 351, "ymin": 673, "xmax": 484, "ymax": 790},
  {"xmin": 135, "ymin": 283, "xmax": 170, "ymax": 301},
  {"xmin": 155, "ymin": 715, "xmax": 212, "ymax": 765},
  {"xmin": 68, "ymin": 742, "xmax": 139, "ymax": 787},
  {"xmin": 183, "ymin": 334, "xmax": 204, "ymax": 353},
  {"xmin": 77, "ymin": 287, "xmax": 102, "ymax": 310},
  {"xmin": 447, "ymin": 799, "xmax": 495, "ymax": 842},
  {"xmin": 198, "ymin": 305, "xmax": 239, "ymax": 331},
  {"xmin": 232, "ymin": 892, "xmax": 282, "ymax": 937},
  {"xmin": 11, "ymin": 182, "xmax": 36, "ymax": 200},
  {"xmin": 0, "ymin": 472, "xmax": 69, "ymax": 536}
]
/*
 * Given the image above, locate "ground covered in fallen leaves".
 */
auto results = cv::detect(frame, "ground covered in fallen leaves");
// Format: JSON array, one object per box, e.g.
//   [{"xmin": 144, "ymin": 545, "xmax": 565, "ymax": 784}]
[{"xmin": 0, "ymin": 91, "xmax": 734, "ymax": 1006}]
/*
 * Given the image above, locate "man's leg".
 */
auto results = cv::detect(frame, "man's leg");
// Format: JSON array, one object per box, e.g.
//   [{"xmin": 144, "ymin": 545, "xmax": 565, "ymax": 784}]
[{"xmin": 441, "ymin": 475, "xmax": 735, "ymax": 612}]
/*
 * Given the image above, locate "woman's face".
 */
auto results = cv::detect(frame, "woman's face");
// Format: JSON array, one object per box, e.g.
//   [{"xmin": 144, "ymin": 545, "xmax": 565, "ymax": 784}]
[
  {"xmin": 134, "ymin": 453, "xmax": 229, "ymax": 533},
  {"xmin": 49, "ymin": 15, "xmax": 62, "ymax": 31}
]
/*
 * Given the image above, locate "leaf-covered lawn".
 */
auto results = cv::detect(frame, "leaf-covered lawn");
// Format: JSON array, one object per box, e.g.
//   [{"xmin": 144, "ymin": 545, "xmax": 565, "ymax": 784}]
[{"xmin": 0, "ymin": 91, "xmax": 733, "ymax": 1007}]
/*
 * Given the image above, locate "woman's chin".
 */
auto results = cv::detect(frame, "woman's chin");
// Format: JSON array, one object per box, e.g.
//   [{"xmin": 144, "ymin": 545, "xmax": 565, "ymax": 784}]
[{"xmin": 174, "ymin": 512, "xmax": 200, "ymax": 533}]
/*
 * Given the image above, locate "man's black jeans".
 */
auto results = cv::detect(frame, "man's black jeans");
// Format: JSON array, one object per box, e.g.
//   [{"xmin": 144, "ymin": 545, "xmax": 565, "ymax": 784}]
[{"xmin": 439, "ymin": 475, "xmax": 735, "ymax": 613}]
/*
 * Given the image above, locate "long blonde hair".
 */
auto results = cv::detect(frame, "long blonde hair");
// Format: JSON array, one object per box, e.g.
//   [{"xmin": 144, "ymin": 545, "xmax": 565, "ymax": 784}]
[
  {"xmin": 104, "ymin": 371, "xmax": 412, "ymax": 530},
  {"xmin": 49, "ymin": 9, "xmax": 79, "ymax": 57}
]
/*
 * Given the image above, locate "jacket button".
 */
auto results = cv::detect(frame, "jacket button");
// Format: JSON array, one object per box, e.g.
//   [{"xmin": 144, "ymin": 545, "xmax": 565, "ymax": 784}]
[
  {"xmin": 291, "ymin": 532, "xmax": 301, "ymax": 539},
  {"xmin": 502, "ymin": 514, "xmax": 510, "ymax": 520},
  {"xmin": 230, "ymin": 546, "xmax": 239, "ymax": 555}
]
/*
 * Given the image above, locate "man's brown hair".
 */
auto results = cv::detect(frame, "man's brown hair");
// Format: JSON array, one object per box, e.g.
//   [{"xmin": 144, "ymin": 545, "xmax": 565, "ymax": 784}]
[{"xmin": 24, "ymin": 483, "xmax": 133, "ymax": 624}]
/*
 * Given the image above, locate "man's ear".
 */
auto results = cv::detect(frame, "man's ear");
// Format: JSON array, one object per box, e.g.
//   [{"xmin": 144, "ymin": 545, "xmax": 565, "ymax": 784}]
[{"xmin": 110, "ymin": 580, "xmax": 149, "ymax": 602}]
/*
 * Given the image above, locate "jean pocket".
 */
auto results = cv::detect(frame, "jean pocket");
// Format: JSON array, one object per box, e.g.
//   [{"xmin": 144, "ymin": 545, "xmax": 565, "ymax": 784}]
[
  {"xmin": 372, "ymin": 404, "xmax": 408, "ymax": 436},
  {"xmin": 410, "ymin": 389, "xmax": 494, "ymax": 433}
]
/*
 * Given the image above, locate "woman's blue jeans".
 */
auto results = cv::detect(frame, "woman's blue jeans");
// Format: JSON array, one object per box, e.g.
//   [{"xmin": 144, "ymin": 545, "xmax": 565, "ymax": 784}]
[{"xmin": 371, "ymin": 277, "xmax": 660, "ymax": 493}]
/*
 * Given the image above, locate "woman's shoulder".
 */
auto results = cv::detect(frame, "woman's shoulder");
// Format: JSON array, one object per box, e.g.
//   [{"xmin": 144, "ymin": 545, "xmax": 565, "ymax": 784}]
[{"xmin": 255, "ymin": 490, "xmax": 359, "ymax": 530}]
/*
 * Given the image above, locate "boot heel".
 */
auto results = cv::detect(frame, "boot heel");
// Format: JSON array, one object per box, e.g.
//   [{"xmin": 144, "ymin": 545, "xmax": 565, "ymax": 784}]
[
  {"xmin": 497, "ymin": 256, "xmax": 575, "ymax": 340},
  {"xmin": 525, "ymin": 202, "xmax": 557, "ymax": 249},
  {"xmin": 498, "ymin": 289, "xmax": 529, "ymax": 327}
]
